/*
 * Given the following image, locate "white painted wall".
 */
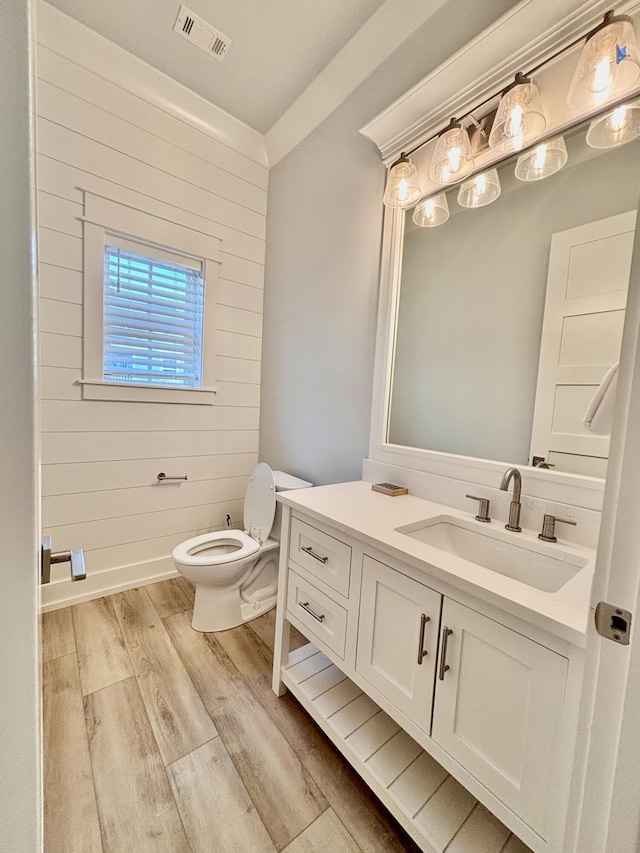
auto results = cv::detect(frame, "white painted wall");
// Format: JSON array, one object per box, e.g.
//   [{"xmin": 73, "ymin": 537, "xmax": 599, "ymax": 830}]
[
  {"xmin": 259, "ymin": 0, "xmax": 522, "ymax": 485},
  {"xmin": 0, "ymin": 0, "xmax": 42, "ymax": 847},
  {"xmin": 37, "ymin": 2, "xmax": 269, "ymax": 608}
]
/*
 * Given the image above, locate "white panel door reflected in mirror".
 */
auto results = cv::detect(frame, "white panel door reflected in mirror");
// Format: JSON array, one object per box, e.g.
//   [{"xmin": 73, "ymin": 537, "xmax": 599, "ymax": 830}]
[{"xmin": 529, "ymin": 211, "xmax": 634, "ymax": 478}]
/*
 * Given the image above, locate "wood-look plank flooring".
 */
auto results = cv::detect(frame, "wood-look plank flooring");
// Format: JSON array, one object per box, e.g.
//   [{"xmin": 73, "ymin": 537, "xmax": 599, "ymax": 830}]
[
  {"xmin": 114, "ymin": 587, "xmax": 217, "ymax": 765},
  {"xmin": 42, "ymin": 581, "xmax": 516, "ymax": 852}
]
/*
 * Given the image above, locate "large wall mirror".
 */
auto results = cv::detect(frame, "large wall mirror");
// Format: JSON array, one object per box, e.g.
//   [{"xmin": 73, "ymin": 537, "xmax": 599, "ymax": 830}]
[{"xmin": 387, "ymin": 115, "xmax": 640, "ymax": 479}]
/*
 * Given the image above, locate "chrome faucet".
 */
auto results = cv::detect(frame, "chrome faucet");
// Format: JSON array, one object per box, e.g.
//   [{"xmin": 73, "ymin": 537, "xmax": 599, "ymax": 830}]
[{"xmin": 499, "ymin": 467, "xmax": 522, "ymax": 532}]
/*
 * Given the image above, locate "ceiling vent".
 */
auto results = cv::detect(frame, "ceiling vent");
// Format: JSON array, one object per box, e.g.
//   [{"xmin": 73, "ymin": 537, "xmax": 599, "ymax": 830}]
[{"xmin": 173, "ymin": 5, "xmax": 232, "ymax": 62}]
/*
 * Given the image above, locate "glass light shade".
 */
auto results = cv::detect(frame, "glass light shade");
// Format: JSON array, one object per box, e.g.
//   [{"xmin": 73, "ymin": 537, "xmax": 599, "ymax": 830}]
[
  {"xmin": 489, "ymin": 75, "xmax": 546, "ymax": 154},
  {"xmin": 586, "ymin": 102, "xmax": 640, "ymax": 148},
  {"xmin": 428, "ymin": 120, "xmax": 474, "ymax": 184},
  {"xmin": 567, "ymin": 13, "xmax": 640, "ymax": 111},
  {"xmin": 515, "ymin": 136, "xmax": 568, "ymax": 181},
  {"xmin": 383, "ymin": 154, "xmax": 422, "ymax": 208},
  {"xmin": 457, "ymin": 169, "xmax": 501, "ymax": 208},
  {"xmin": 412, "ymin": 193, "xmax": 449, "ymax": 227}
]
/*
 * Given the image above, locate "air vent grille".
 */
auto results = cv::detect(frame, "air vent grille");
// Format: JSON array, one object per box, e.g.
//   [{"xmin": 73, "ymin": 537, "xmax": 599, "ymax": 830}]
[{"xmin": 173, "ymin": 5, "xmax": 232, "ymax": 62}]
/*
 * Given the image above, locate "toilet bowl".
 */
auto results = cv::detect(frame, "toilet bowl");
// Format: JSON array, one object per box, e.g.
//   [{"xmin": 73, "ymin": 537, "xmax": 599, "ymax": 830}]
[{"xmin": 172, "ymin": 463, "xmax": 311, "ymax": 632}]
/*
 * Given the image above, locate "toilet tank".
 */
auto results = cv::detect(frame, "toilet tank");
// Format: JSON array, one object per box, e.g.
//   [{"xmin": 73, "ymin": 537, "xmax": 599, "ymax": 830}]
[{"xmin": 271, "ymin": 470, "xmax": 312, "ymax": 540}]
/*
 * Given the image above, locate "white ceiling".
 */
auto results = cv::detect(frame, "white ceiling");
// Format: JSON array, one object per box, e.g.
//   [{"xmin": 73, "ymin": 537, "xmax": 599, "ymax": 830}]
[{"xmin": 43, "ymin": 0, "xmax": 389, "ymax": 133}]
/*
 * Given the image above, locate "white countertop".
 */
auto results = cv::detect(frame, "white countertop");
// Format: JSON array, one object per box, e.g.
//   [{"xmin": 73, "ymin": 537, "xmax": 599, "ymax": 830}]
[{"xmin": 278, "ymin": 481, "xmax": 595, "ymax": 648}]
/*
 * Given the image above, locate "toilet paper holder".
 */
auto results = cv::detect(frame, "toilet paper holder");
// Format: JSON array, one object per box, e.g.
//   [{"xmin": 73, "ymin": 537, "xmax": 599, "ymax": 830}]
[{"xmin": 157, "ymin": 472, "xmax": 188, "ymax": 483}]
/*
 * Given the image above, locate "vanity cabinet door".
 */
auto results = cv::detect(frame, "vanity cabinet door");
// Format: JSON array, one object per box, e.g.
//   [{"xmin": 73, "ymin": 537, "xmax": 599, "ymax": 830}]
[
  {"xmin": 432, "ymin": 598, "xmax": 568, "ymax": 840},
  {"xmin": 356, "ymin": 556, "xmax": 442, "ymax": 735}
]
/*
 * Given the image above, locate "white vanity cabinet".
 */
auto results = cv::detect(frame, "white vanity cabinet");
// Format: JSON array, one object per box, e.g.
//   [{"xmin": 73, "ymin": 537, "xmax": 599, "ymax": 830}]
[
  {"xmin": 355, "ymin": 554, "xmax": 568, "ymax": 840},
  {"xmin": 273, "ymin": 505, "xmax": 584, "ymax": 853}
]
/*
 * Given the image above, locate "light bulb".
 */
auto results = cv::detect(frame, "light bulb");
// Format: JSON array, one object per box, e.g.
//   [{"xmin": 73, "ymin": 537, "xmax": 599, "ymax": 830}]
[
  {"xmin": 593, "ymin": 56, "xmax": 613, "ymax": 95},
  {"xmin": 533, "ymin": 144, "xmax": 547, "ymax": 170},
  {"xmin": 506, "ymin": 105, "xmax": 523, "ymax": 138},
  {"xmin": 448, "ymin": 147, "xmax": 461, "ymax": 174},
  {"xmin": 612, "ymin": 104, "xmax": 628, "ymax": 131}
]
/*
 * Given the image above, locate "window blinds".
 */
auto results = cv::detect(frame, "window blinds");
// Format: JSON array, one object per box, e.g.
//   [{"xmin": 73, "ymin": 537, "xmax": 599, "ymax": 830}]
[{"xmin": 103, "ymin": 236, "xmax": 204, "ymax": 388}]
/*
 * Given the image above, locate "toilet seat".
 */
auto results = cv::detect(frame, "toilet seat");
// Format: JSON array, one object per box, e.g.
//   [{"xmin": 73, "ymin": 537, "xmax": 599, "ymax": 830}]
[{"xmin": 172, "ymin": 530, "xmax": 260, "ymax": 566}]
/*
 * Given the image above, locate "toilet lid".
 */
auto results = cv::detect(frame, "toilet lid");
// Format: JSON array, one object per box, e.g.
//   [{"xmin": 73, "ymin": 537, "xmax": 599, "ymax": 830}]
[{"xmin": 244, "ymin": 462, "xmax": 276, "ymax": 543}]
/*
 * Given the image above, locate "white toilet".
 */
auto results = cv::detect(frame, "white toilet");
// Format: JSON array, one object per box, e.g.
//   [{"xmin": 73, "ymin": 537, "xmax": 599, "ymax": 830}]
[{"xmin": 172, "ymin": 463, "xmax": 312, "ymax": 632}]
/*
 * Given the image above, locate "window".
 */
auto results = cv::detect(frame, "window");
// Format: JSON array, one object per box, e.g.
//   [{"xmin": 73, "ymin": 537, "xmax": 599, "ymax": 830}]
[
  {"xmin": 103, "ymin": 236, "xmax": 204, "ymax": 388},
  {"xmin": 81, "ymin": 194, "xmax": 220, "ymax": 404}
]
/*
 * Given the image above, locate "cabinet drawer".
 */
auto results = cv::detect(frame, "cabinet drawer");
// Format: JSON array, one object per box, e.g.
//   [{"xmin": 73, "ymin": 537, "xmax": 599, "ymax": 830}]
[
  {"xmin": 289, "ymin": 517, "xmax": 351, "ymax": 597},
  {"xmin": 287, "ymin": 570, "xmax": 347, "ymax": 659}
]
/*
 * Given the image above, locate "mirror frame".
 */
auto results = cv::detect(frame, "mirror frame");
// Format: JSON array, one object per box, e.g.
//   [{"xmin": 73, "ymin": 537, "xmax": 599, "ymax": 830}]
[{"xmin": 364, "ymin": 0, "xmax": 640, "ymax": 512}]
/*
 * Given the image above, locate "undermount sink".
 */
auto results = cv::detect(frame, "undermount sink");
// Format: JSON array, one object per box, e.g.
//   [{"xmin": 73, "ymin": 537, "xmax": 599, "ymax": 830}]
[{"xmin": 395, "ymin": 516, "xmax": 588, "ymax": 593}]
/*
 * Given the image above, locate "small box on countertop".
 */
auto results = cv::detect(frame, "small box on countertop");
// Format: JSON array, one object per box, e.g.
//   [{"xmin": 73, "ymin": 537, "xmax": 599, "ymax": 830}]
[{"xmin": 371, "ymin": 483, "xmax": 408, "ymax": 497}]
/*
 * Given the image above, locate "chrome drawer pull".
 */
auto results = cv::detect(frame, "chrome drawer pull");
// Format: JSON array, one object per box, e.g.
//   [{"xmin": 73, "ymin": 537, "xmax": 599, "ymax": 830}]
[
  {"xmin": 301, "ymin": 545, "xmax": 329, "ymax": 564},
  {"xmin": 438, "ymin": 626, "xmax": 453, "ymax": 680},
  {"xmin": 299, "ymin": 601, "xmax": 326, "ymax": 622},
  {"xmin": 417, "ymin": 613, "xmax": 430, "ymax": 664}
]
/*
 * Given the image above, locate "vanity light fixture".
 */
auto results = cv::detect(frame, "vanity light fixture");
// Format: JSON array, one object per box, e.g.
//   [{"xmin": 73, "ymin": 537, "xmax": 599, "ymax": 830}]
[
  {"xmin": 488, "ymin": 73, "xmax": 546, "ymax": 154},
  {"xmin": 567, "ymin": 11, "xmax": 640, "ymax": 111},
  {"xmin": 412, "ymin": 192, "xmax": 449, "ymax": 227},
  {"xmin": 383, "ymin": 153, "xmax": 422, "ymax": 208},
  {"xmin": 457, "ymin": 168, "xmax": 501, "ymax": 208},
  {"xmin": 379, "ymin": 9, "xmax": 640, "ymax": 210},
  {"xmin": 428, "ymin": 119, "xmax": 474, "ymax": 184},
  {"xmin": 586, "ymin": 101, "xmax": 640, "ymax": 147},
  {"xmin": 514, "ymin": 136, "xmax": 568, "ymax": 181}
]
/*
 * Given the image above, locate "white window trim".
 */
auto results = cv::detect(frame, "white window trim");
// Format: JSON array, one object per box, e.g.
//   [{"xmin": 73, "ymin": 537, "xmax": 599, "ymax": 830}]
[{"xmin": 81, "ymin": 193, "xmax": 221, "ymax": 405}]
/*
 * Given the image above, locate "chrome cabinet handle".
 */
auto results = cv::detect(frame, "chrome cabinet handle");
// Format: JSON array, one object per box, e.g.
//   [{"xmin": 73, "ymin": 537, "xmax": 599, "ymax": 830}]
[
  {"xmin": 301, "ymin": 545, "xmax": 328, "ymax": 564},
  {"xmin": 438, "ymin": 626, "xmax": 453, "ymax": 680},
  {"xmin": 299, "ymin": 601, "xmax": 325, "ymax": 622},
  {"xmin": 417, "ymin": 614, "xmax": 430, "ymax": 664}
]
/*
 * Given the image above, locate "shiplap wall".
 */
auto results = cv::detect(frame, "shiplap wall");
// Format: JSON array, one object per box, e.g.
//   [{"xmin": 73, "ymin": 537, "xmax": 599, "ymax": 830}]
[{"xmin": 37, "ymin": 10, "xmax": 268, "ymax": 608}]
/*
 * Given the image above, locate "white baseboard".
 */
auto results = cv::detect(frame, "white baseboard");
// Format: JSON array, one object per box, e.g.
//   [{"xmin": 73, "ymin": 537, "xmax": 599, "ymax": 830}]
[{"xmin": 40, "ymin": 555, "xmax": 178, "ymax": 612}]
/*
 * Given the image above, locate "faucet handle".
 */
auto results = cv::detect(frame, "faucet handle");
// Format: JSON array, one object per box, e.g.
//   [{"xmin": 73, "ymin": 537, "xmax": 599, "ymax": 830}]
[
  {"xmin": 466, "ymin": 494, "xmax": 491, "ymax": 523},
  {"xmin": 538, "ymin": 514, "xmax": 577, "ymax": 542}
]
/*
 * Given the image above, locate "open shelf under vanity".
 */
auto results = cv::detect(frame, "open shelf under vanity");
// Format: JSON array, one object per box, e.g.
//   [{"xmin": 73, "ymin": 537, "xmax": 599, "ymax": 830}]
[{"xmin": 282, "ymin": 642, "xmax": 531, "ymax": 853}]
